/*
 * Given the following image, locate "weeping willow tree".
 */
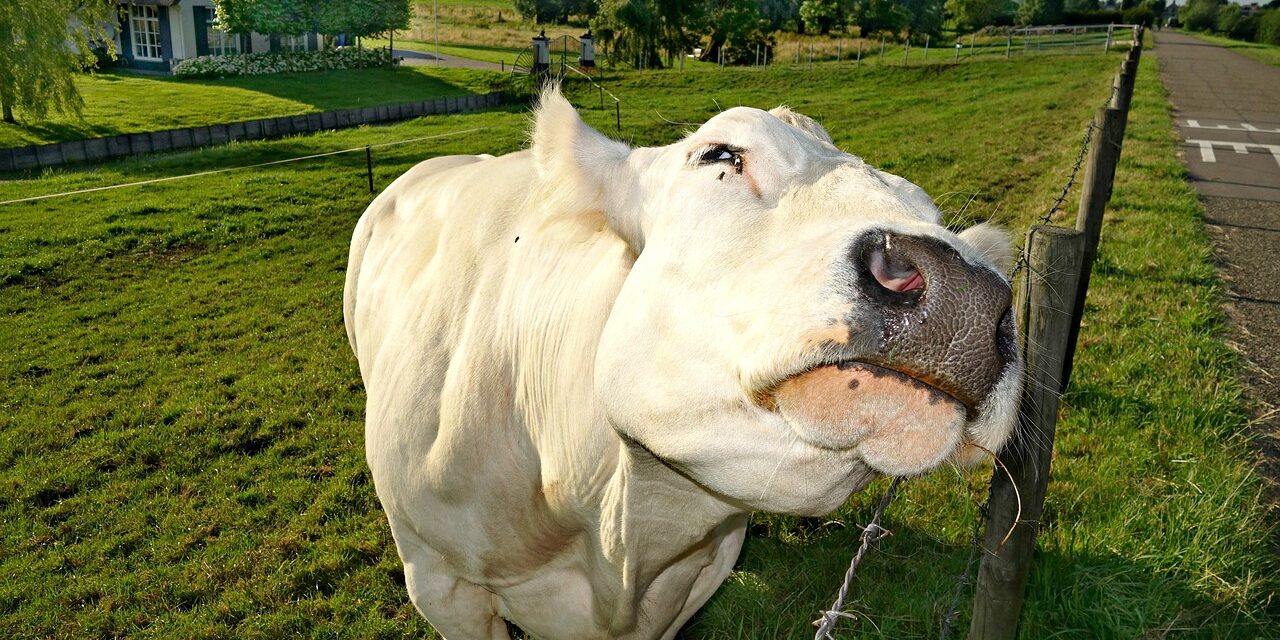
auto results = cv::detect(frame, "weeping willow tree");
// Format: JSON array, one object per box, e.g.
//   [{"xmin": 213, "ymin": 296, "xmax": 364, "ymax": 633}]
[
  {"xmin": 592, "ymin": 0, "xmax": 699, "ymax": 68},
  {"xmin": 0, "ymin": 0, "xmax": 115, "ymax": 124}
]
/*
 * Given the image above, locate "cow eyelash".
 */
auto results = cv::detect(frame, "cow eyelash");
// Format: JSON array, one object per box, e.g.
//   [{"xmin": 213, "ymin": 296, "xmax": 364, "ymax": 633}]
[{"xmin": 694, "ymin": 144, "xmax": 745, "ymax": 173}]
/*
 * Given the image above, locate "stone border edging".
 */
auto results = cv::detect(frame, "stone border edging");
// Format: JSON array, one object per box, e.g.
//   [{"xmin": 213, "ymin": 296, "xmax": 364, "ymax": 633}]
[{"xmin": 0, "ymin": 91, "xmax": 506, "ymax": 172}]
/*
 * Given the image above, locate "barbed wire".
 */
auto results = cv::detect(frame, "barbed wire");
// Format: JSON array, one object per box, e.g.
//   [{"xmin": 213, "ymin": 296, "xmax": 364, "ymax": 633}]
[
  {"xmin": 1006, "ymin": 80, "xmax": 1119, "ymax": 281},
  {"xmin": 813, "ymin": 477, "xmax": 903, "ymax": 640},
  {"xmin": 938, "ymin": 503, "xmax": 987, "ymax": 639}
]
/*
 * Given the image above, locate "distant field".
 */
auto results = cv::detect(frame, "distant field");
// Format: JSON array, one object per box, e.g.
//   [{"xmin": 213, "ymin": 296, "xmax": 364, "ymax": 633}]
[
  {"xmin": 1184, "ymin": 30, "xmax": 1280, "ymax": 67},
  {"xmin": 1, "ymin": 54, "xmax": 1274, "ymax": 637},
  {"xmin": 0, "ymin": 66, "xmax": 504, "ymax": 148}
]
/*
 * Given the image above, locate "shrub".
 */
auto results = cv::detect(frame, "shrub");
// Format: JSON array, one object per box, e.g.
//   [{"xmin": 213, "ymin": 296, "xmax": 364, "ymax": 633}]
[
  {"xmin": 1215, "ymin": 4, "xmax": 1243, "ymax": 35},
  {"xmin": 1258, "ymin": 9, "xmax": 1280, "ymax": 44},
  {"xmin": 1123, "ymin": 5, "xmax": 1155, "ymax": 26},
  {"xmin": 1062, "ymin": 9, "xmax": 1125, "ymax": 24},
  {"xmin": 1179, "ymin": 0, "xmax": 1218, "ymax": 31},
  {"xmin": 172, "ymin": 46, "xmax": 394, "ymax": 78}
]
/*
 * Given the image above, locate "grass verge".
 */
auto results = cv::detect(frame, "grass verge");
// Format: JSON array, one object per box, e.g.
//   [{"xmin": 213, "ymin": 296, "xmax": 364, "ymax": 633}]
[
  {"xmin": 1183, "ymin": 31, "xmax": 1280, "ymax": 67},
  {"xmin": 0, "ymin": 66, "xmax": 505, "ymax": 149},
  {"xmin": 1, "ymin": 54, "xmax": 1274, "ymax": 637}
]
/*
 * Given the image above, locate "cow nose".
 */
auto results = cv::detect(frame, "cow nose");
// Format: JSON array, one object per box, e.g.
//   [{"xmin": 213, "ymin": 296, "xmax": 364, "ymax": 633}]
[{"xmin": 853, "ymin": 230, "xmax": 1015, "ymax": 417}]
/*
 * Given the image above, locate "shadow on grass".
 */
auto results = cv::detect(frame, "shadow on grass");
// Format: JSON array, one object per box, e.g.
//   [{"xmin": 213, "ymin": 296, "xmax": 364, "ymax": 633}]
[
  {"xmin": 685, "ymin": 521, "xmax": 1236, "ymax": 639},
  {"xmin": 0, "ymin": 67, "xmax": 486, "ymax": 148},
  {"xmin": 175, "ymin": 67, "xmax": 479, "ymax": 111}
]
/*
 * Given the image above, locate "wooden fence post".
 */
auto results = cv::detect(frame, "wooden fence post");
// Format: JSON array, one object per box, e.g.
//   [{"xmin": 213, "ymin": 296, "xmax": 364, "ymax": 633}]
[
  {"xmin": 968, "ymin": 225, "xmax": 1087, "ymax": 640},
  {"xmin": 1059, "ymin": 106, "xmax": 1126, "ymax": 391},
  {"xmin": 1110, "ymin": 60, "xmax": 1137, "ymax": 113}
]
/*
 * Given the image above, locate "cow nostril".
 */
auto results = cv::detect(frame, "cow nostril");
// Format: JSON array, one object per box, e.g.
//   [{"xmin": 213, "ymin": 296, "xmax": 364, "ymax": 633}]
[{"xmin": 865, "ymin": 239, "xmax": 925, "ymax": 300}]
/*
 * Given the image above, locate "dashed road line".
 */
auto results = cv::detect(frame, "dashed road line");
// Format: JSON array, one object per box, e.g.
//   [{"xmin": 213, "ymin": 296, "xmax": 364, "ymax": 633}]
[{"xmin": 1184, "ymin": 120, "xmax": 1280, "ymax": 134}]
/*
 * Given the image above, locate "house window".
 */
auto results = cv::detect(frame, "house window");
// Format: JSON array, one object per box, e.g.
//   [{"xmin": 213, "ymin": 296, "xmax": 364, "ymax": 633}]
[
  {"xmin": 129, "ymin": 5, "xmax": 162, "ymax": 60},
  {"xmin": 280, "ymin": 34, "xmax": 308, "ymax": 52},
  {"xmin": 205, "ymin": 15, "xmax": 239, "ymax": 56}
]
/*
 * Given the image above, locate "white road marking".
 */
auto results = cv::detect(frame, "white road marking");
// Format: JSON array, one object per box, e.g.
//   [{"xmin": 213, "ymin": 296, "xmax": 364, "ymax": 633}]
[
  {"xmin": 1183, "ymin": 120, "xmax": 1280, "ymax": 134},
  {"xmin": 1184, "ymin": 139, "xmax": 1280, "ymax": 167}
]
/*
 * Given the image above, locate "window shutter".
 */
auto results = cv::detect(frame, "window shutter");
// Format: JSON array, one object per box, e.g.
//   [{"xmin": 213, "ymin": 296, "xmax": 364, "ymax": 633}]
[{"xmin": 194, "ymin": 6, "xmax": 208, "ymax": 57}]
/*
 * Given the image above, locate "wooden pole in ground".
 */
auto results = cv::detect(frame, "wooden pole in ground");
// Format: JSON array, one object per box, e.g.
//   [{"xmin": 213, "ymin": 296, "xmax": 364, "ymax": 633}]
[
  {"xmin": 968, "ymin": 225, "xmax": 1087, "ymax": 640},
  {"xmin": 1111, "ymin": 60, "xmax": 1137, "ymax": 112},
  {"xmin": 1059, "ymin": 106, "xmax": 1126, "ymax": 392}
]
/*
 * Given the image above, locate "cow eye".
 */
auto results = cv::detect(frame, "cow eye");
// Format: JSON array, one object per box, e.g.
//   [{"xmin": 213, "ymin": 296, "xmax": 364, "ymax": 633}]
[
  {"xmin": 697, "ymin": 145, "xmax": 742, "ymax": 166},
  {"xmin": 696, "ymin": 144, "xmax": 744, "ymax": 173}
]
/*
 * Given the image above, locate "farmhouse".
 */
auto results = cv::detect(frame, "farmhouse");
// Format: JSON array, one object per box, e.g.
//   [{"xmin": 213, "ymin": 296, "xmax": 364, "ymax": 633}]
[{"xmin": 115, "ymin": 0, "xmax": 325, "ymax": 73}]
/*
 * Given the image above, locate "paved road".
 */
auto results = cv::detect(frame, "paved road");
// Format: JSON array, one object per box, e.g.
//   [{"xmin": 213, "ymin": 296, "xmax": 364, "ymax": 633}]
[
  {"xmin": 393, "ymin": 48, "xmax": 506, "ymax": 72},
  {"xmin": 1155, "ymin": 31, "xmax": 1280, "ymax": 500}
]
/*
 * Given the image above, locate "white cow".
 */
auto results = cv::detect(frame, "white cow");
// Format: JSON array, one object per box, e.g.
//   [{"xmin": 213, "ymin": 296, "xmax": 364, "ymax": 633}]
[{"xmin": 344, "ymin": 87, "xmax": 1022, "ymax": 640}]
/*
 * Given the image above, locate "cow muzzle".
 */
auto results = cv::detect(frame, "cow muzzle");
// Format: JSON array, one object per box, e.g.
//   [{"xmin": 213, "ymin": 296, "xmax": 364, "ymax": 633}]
[
  {"xmin": 852, "ymin": 229, "xmax": 1015, "ymax": 416},
  {"xmin": 771, "ymin": 229, "xmax": 1016, "ymax": 471}
]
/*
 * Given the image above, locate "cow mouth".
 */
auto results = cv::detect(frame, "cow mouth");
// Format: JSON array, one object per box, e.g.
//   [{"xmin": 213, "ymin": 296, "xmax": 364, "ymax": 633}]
[
  {"xmin": 754, "ymin": 360, "xmax": 969, "ymax": 460},
  {"xmin": 755, "ymin": 360, "xmax": 968, "ymax": 416}
]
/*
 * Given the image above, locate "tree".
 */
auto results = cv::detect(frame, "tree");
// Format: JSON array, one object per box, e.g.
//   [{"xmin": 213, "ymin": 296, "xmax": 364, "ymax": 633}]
[
  {"xmin": 316, "ymin": 0, "xmax": 411, "ymax": 37},
  {"xmin": 216, "ymin": 0, "xmax": 313, "ymax": 35},
  {"xmin": 214, "ymin": 0, "xmax": 411, "ymax": 38},
  {"xmin": 1016, "ymin": 0, "xmax": 1063, "ymax": 25},
  {"xmin": 512, "ymin": 0, "xmax": 598, "ymax": 23},
  {"xmin": 759, "ymin": 0, "xmax": 802, "ymax": 30},
  {"xmin": 1179, "ymin": 0, "xmax": 1222, "ymax": 31},
  {"xmin": 701, "ymin": 0, "xmax": 770, "ymax": 63},
  {"xmin": 800, "ymin": 0, "xmax": 839, "ymax": 34},
  {"xmin": 1257, "ymin": 9, "xmax": 1280, "ymax": 44},
  {"xmin": 0, "ymin": 0, "xmax": 114, "ymax": 124},
  {"xmin": 847, "ymin": 0, "xmax": 909, "ymax": 37},
  {"xmin": 593, "ymin": 0, "xmax": 696, "ymax": 68},
  {"xmin": 1214, "ymin": 3, "xmax": 1242, "ymax": 33},
  {"xmin": 946, "ymin": 0, "xmax": 1013, "ymax": 30},
  {"xmin": 900, "ymin": 0, "xmax": 945, "ymax": 39}
]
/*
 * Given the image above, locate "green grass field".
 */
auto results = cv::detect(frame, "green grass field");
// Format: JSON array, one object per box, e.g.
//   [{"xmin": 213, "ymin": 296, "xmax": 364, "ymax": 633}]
[
  {"xmin": 0, "ymin": 66, "xmax": 505, "ymax": 149},
  {"xmin": 1, "ymin": 53, "xmax": 1275, "ymax": 638},
  {"xmin": 1184, "ymin": 31, "xmax": 1280, "ymax": 67}
]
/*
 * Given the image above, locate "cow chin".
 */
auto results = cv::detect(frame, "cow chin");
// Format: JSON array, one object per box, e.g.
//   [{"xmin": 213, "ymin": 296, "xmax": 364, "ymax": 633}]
[{"xmin": 774, "ymin": 362, "xmax": 967, "ymax": 477}]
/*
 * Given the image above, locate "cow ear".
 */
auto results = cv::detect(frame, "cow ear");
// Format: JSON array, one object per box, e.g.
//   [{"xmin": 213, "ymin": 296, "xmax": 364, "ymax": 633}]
[
  {"xmin": 531, "ymin": 85, "xmax": 639, "ymax": 247},
  {"xmin": 532, "ymin": 84, "xmax": 630, "ymax": 196},
  {"xmin": 768, "ymin": 106, "xmax": 834, "ymax": 145},
  {"xmin": 958, "ymin": 223, "xmax": 1015, "ymax": 276}
]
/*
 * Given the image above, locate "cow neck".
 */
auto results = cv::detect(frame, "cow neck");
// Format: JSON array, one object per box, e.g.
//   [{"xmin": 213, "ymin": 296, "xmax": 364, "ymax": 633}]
[{"xmin": 595, "ymin": 440, "xmax": 745, "ymax": 629}]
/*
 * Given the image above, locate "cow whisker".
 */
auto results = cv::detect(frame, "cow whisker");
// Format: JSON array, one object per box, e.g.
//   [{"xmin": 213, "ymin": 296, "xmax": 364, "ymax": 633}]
[
  {"xmin": 967, "ymin": 443, "xmax": 1021, "ymax": 549},
  {"xmin": 653, "ymin": 110, "xmax": 699, "ymax": 127},
  {"xmin": 757, "ymin": 429, "xmax": 802, "ymax": 502}
]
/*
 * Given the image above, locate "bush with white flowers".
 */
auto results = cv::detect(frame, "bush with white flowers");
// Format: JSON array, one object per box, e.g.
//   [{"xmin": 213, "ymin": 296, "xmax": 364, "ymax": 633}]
[{"xmin": 173, "ymin": 46, "xmax": 395, "ymax": 78}]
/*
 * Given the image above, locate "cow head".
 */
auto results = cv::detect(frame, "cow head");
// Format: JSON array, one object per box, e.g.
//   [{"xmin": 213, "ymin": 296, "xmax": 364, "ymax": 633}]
[{"xmin": 532, "ymin": 88, "xmax": 1021, "ymax": 516}]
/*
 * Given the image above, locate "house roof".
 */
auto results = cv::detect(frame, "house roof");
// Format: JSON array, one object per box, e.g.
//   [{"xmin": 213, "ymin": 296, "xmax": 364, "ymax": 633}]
[{"xmin": 116, "ymin": 0, "xmax": 179, "ymax": 6}]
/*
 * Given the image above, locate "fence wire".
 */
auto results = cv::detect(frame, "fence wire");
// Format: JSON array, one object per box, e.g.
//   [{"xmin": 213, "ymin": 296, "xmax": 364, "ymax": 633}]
[
  {"xmin": 0, "ymin": 128, "xmax": 488, "ymax": 207},
  {"xmin": 813, "ymin": 477, "xmax": 904, "ymax": 640}
]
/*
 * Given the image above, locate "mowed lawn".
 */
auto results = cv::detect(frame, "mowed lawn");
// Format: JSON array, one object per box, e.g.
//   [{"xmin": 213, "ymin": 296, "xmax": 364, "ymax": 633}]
[
  {"xmin": 1, "ymin": 54, "xmax": 1276, "ymax": 638},
  {"xmin": 0, "ymin": 65, "xmax": 505, "ymax": 148}
]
